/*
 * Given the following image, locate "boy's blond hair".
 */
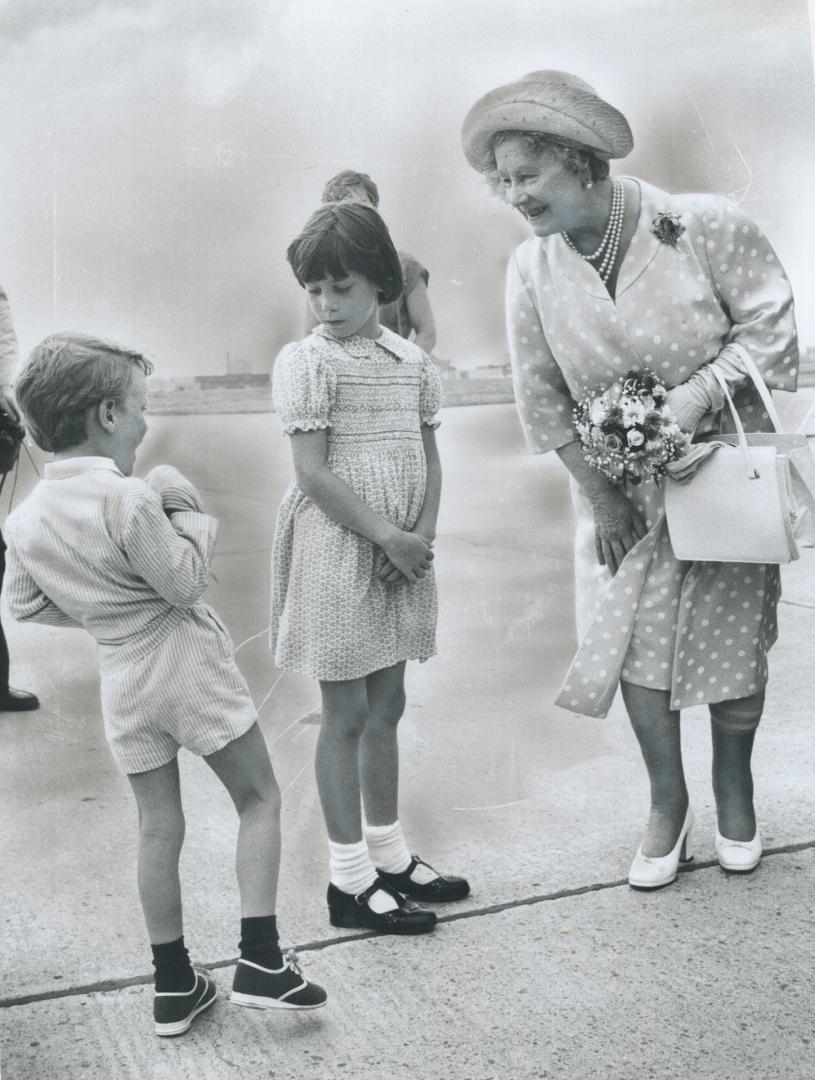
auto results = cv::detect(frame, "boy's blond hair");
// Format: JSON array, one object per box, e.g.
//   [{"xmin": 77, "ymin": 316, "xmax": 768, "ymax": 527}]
[{"xmin": 15, "ymin": 332, "xmax": 153, "ymax": 452}]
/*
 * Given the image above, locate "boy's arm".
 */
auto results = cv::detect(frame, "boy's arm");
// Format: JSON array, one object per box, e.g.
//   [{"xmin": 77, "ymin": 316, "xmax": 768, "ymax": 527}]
[
  {"xmin": 145, "ymin": 465, "xmax": 204, "ymax": 514},
  {"xmin": 405, "ymin": 279, "xmax": 437, "ymax": 355},
  {"xmin": 5, "ymin": 546, "xmax": 82, "ymax": 627},
  {"xmin": 120, "ymin": 489, "xmax": 218, "ymax": 607}
]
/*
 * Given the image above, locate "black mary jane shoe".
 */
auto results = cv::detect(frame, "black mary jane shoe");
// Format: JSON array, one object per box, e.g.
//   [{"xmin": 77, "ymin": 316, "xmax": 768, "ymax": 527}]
[
  {"xmin": 377, "ymin": 856, "xmax": 470, "ymax": 903},
  {"xmin": 327, "ymin": 878, "xmax": 437, "ymax": 935}
]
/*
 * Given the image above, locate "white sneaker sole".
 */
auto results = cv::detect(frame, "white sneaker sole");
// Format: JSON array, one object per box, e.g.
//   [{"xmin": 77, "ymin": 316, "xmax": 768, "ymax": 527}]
[
  {"xmin": 230, "ymin": 991, "xmax": 326, "ymax": 1011},
  {"xmin": 155, "ymin": 990, "xmax": 217, "ymax": 1036}
]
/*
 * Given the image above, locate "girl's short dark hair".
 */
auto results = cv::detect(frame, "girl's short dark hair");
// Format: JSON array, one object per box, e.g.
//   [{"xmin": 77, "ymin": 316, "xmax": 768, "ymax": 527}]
[
  {"xmin": 15, "ymin": 332, "xmax": 153, "ymax": 452},
  {"xmin": 286, "ymin": 203, "xmax": 403, "ymax": 305},
  {"xmin": 321, "ymin": 170, "xmax": 380, "ymax": 207}
]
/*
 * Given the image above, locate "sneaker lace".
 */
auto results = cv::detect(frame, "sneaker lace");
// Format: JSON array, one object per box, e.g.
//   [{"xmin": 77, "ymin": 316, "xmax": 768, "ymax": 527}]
[{"xmin": 284, "ymin": 949, "xmax": 304, "ymax": 977}]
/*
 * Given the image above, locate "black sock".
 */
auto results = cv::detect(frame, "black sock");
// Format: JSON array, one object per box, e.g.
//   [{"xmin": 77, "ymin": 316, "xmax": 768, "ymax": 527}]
[
  {"xmin": 151, "ymin": 936, "xmax": 196, "ymax": 993},
  {"xmin": 239, "ymin": 915, "xmax": 283, "ymax": 969}
]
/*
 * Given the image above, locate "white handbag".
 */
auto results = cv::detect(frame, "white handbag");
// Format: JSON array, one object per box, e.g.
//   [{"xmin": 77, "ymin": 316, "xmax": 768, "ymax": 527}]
[{"xmin": 664, "ymin": 359, "xmax": 815, "ymax": 564}]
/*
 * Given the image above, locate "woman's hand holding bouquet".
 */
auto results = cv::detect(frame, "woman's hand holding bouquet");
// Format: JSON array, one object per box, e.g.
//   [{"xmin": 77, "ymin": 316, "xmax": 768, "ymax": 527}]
[{"xmin": 572, "ymin": 369, "xmax": 690, "ymax": 573}]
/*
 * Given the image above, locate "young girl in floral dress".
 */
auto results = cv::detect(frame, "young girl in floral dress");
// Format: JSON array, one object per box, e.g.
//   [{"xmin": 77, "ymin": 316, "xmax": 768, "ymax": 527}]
[{"xmin": 271, "ymin": 203, "xmax": 469, "ymax": 934}]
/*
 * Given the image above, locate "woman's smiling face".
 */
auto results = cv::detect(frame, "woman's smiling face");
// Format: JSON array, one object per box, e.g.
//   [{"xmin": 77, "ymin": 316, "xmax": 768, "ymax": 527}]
[{"xmin": 493, "ymin": 136, "xmax": 586, "ymax": 237}]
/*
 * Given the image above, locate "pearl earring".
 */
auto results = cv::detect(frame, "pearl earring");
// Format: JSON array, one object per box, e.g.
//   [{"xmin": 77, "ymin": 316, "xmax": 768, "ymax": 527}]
[{"xmin": 583, "ymin": 179, "xmax": 594, "ymax": 190}]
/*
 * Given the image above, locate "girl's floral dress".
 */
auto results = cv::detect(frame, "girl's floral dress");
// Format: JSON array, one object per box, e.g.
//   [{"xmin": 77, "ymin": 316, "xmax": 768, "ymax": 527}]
[{"xmin": 271, "ymin": 325, "xmax": 441, "ymax": 681}]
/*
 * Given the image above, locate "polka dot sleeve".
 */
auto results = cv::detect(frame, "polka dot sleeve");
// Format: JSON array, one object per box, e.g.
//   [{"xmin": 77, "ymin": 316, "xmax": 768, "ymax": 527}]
[
  {"xmin": 698, "ymin": 196, "xmax": 798, "ymax": 393},
  {"xmin": 505, "ymin": 251, "xmax": 577, "ymax": 454},
  {"xmin": 272, "ymin": 341, "xmax": 337, "ymax": 435},
  {"xmin": 419, "ymin": 354, "xmax": 442, "ymax": 428}
]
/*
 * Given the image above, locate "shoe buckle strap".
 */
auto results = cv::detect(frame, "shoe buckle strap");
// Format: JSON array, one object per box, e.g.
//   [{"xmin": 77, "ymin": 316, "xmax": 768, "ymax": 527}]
[
  {"xmin": 356, "ymin": 879, "xmax": 406, "ymax": 908},
  {"xmin": 411, "ymin": 854, "xmax": 447, "ymax": 881}
]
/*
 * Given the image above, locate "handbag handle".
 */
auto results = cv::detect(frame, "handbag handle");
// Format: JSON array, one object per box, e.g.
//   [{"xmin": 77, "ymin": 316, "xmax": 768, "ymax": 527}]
[
  {"xmin": 737, "ymin": 352, "xmax": 785, "ymax": 433},
  {"xmin": 709, "ymin": 366, "xmax": 761, "ymax": 479}
]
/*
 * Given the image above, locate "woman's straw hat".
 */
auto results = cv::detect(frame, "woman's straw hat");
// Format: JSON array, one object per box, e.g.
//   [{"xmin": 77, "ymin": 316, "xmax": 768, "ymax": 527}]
[{"xmin": 462, "ymin": 70, "xmax": 633, "ymax": 172}]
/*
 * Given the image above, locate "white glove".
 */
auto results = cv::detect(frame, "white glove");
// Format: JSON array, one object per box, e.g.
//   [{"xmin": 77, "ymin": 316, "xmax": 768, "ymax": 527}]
[
  {"xmin": 665, "ymin": 367, "xmax": 724, "ymax": 434},
  {"xmin": 145, "ymin": 465, "xmax": 204, "ymax": 514}
]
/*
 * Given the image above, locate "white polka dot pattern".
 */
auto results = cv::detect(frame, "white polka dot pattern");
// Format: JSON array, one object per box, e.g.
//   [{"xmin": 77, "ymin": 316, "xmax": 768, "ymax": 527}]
[
  {"xmin": 271, "ymin": 326, "xmax": 441, "ymax": 681},
  {"xmin": 505, "ymin": 179, "xmax": 798, "ymax": 717}
]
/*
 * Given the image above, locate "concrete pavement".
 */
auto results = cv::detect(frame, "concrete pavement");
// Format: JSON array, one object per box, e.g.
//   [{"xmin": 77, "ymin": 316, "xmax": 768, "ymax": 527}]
[{"xmin": 1, "ymin": 401, "xmax": 814, "ymax": 1079}]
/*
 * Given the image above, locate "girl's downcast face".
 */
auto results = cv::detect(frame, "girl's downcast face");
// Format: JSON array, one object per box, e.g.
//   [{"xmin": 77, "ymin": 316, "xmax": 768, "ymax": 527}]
[{"xmin": 305, "ymin": 271, "xmax": 381, "ymax": 339}]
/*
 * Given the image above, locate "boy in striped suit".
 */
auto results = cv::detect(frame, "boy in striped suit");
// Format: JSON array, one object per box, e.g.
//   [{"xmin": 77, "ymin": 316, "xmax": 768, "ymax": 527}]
[{"xmin": 4, "ymin": 333, "xmax": 326, "ymax": 1036}]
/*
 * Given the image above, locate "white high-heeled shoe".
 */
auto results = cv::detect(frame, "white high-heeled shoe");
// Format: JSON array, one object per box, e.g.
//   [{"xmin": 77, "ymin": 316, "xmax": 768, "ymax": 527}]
[
  {"xmin": 715, "ymin": 828, "xmax": 762, "ymax": 873},
  {"xmin": 628, "ymin": 806, "xmax": 695, "ymax": 890}
]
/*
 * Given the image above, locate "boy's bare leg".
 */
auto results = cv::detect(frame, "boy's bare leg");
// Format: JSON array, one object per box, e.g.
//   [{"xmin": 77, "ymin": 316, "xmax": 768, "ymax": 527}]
[
  {"xmin": 208, "ymin": 724, "xmax": 326, "ymax": 1008},
  {"xmin": 205, "ymin": 723, "xmax": 281, "ymax": 915},
  {"xmin": 128, "ymin": 758, "xmax": 185, "ymax": 943}
]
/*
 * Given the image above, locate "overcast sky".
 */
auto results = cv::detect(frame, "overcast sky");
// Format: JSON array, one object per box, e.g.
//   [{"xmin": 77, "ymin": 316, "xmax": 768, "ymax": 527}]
[{"xmin": 1, "ymin": 0, "xmax": 813, "ymax": 375}]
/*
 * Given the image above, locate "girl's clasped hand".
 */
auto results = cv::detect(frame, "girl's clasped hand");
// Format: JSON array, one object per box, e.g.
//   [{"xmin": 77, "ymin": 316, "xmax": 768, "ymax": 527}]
[{"xmin": 378, "ymin": 528, "xmax": 434, "ymax": 584}]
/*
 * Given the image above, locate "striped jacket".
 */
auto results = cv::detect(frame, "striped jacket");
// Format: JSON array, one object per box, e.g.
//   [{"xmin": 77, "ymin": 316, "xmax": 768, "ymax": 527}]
[{"xmin": 4, "ymin": 457, "xmax": 218, "ymax": 675}]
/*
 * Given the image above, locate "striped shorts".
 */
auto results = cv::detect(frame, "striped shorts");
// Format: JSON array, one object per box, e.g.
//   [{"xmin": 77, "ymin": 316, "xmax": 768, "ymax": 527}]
[{"xmin": 99, "ymin": 606, "xmax": 257, "ymax": 775}]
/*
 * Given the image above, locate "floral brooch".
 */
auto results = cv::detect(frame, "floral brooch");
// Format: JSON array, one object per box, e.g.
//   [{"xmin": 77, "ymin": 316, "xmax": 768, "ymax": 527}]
[{"xmin": 651, "ymin": 212, "xmax": 685, "ymax": 247}]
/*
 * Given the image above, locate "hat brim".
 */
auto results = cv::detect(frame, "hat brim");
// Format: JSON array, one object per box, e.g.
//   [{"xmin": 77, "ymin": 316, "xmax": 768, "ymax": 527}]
[{"xmin": 462, "ymin": 81, "xmax": 633, "ymax": 172}]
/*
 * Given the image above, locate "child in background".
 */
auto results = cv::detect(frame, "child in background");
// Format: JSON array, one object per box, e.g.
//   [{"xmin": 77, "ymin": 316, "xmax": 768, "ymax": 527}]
[
  {"xmin": 5, "ymin": 334, "xmax": 326, "ymax": 1036},
  {"xmin": 273, "ymin": 202, "xmax": 469, "ymax": 935},
  {"xmin": 303, "ymin": 169, "xmax": 437, "ymax": 355}
]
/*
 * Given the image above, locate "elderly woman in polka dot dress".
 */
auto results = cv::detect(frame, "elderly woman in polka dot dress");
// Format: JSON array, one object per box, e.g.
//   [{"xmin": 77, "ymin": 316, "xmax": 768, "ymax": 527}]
[{"xmin": 462, "ymin": 71, "xmax": 799, "ymax": 890}]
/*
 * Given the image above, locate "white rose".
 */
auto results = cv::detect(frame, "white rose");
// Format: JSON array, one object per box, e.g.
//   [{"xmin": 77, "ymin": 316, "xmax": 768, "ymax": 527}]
[{"xmin": 627, "ymin": 429, "xmax": 645, "ymax": 446}]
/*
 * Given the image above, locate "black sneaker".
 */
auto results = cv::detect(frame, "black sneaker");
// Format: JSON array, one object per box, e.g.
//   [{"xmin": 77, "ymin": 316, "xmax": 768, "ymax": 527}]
[
  {"xmin": 154, "ymin": 969, "xmax": 217, "ymax": 1037},
  {"xmin": 230, "ymin": 950, "xmax": 327, "ymax": 1010},
  {"xmin": 0, "ymin": 688, "xmax": 39, "ymax": 712},
  {"xmin": 327, "ymin": 878, "xmax": 438, "ymax": 934},
  {"xmin": 377, "ymin": 856, "xmax": 470, "ymax": 903}
]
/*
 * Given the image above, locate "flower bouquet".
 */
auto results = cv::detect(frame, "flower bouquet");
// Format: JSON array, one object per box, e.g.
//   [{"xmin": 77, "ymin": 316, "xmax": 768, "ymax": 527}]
[{"xmin": 573, "ymin": 369, "xmax": 690, "ymax": 485}]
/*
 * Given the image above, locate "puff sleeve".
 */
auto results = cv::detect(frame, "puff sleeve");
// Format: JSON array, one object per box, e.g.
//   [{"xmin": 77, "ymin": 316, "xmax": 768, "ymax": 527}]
[
  {"xmin": 699, "ymin": 196, "xmax": 799, "ymax": 394},
  {"xmin": 272, "ymin": 342, "xmax": 337, "ymax": 435},
  {"xmin": 505, "ymin": 251, "xmax": 577, "ymax": 454},
  {"xmin": 419, "ymin": 355, "xmax": 442, "ymax": 428}
]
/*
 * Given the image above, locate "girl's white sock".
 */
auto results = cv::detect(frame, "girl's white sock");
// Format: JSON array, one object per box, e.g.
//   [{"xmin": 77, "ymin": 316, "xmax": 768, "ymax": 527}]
[
  {"xmin": 328, "ymin": 839, "xmax": 378, "ymax": 894},
  {"xmin": 365, "ymin": 821, "xmax": 439, "ymax": 884},
  {"xmin": 328, "ymin": 839, "xmax": 398, "ymax": 913},
  {"xmin": 365, "ymin": 821, "xmax": 412, "ymax": 874}
]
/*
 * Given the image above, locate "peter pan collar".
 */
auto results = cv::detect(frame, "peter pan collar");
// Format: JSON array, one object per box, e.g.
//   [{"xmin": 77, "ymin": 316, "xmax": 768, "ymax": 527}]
[
  {"xmin": 311, "ymin": 323, "xmax": 415, "ymax": 363},
  {"xmin": 44, "ymin": 456, "xmax": 124, "ymax": 480}
]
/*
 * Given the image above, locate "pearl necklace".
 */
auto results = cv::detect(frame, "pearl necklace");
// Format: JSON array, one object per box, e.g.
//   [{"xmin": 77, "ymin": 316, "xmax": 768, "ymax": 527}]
[{"xmin": 562, "ymin": 178, "xmax": 625, "ymax": 284}]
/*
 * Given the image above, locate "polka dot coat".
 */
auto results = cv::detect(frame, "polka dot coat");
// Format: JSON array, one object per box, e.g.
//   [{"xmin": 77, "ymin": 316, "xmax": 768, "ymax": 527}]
[
  {"xmin": 271, "ymin": 325, "xmax": 441, "ymax": 681},
  {"xmin": 505, "ymin": 179, "xmax": 799, "ymax": 717}
]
